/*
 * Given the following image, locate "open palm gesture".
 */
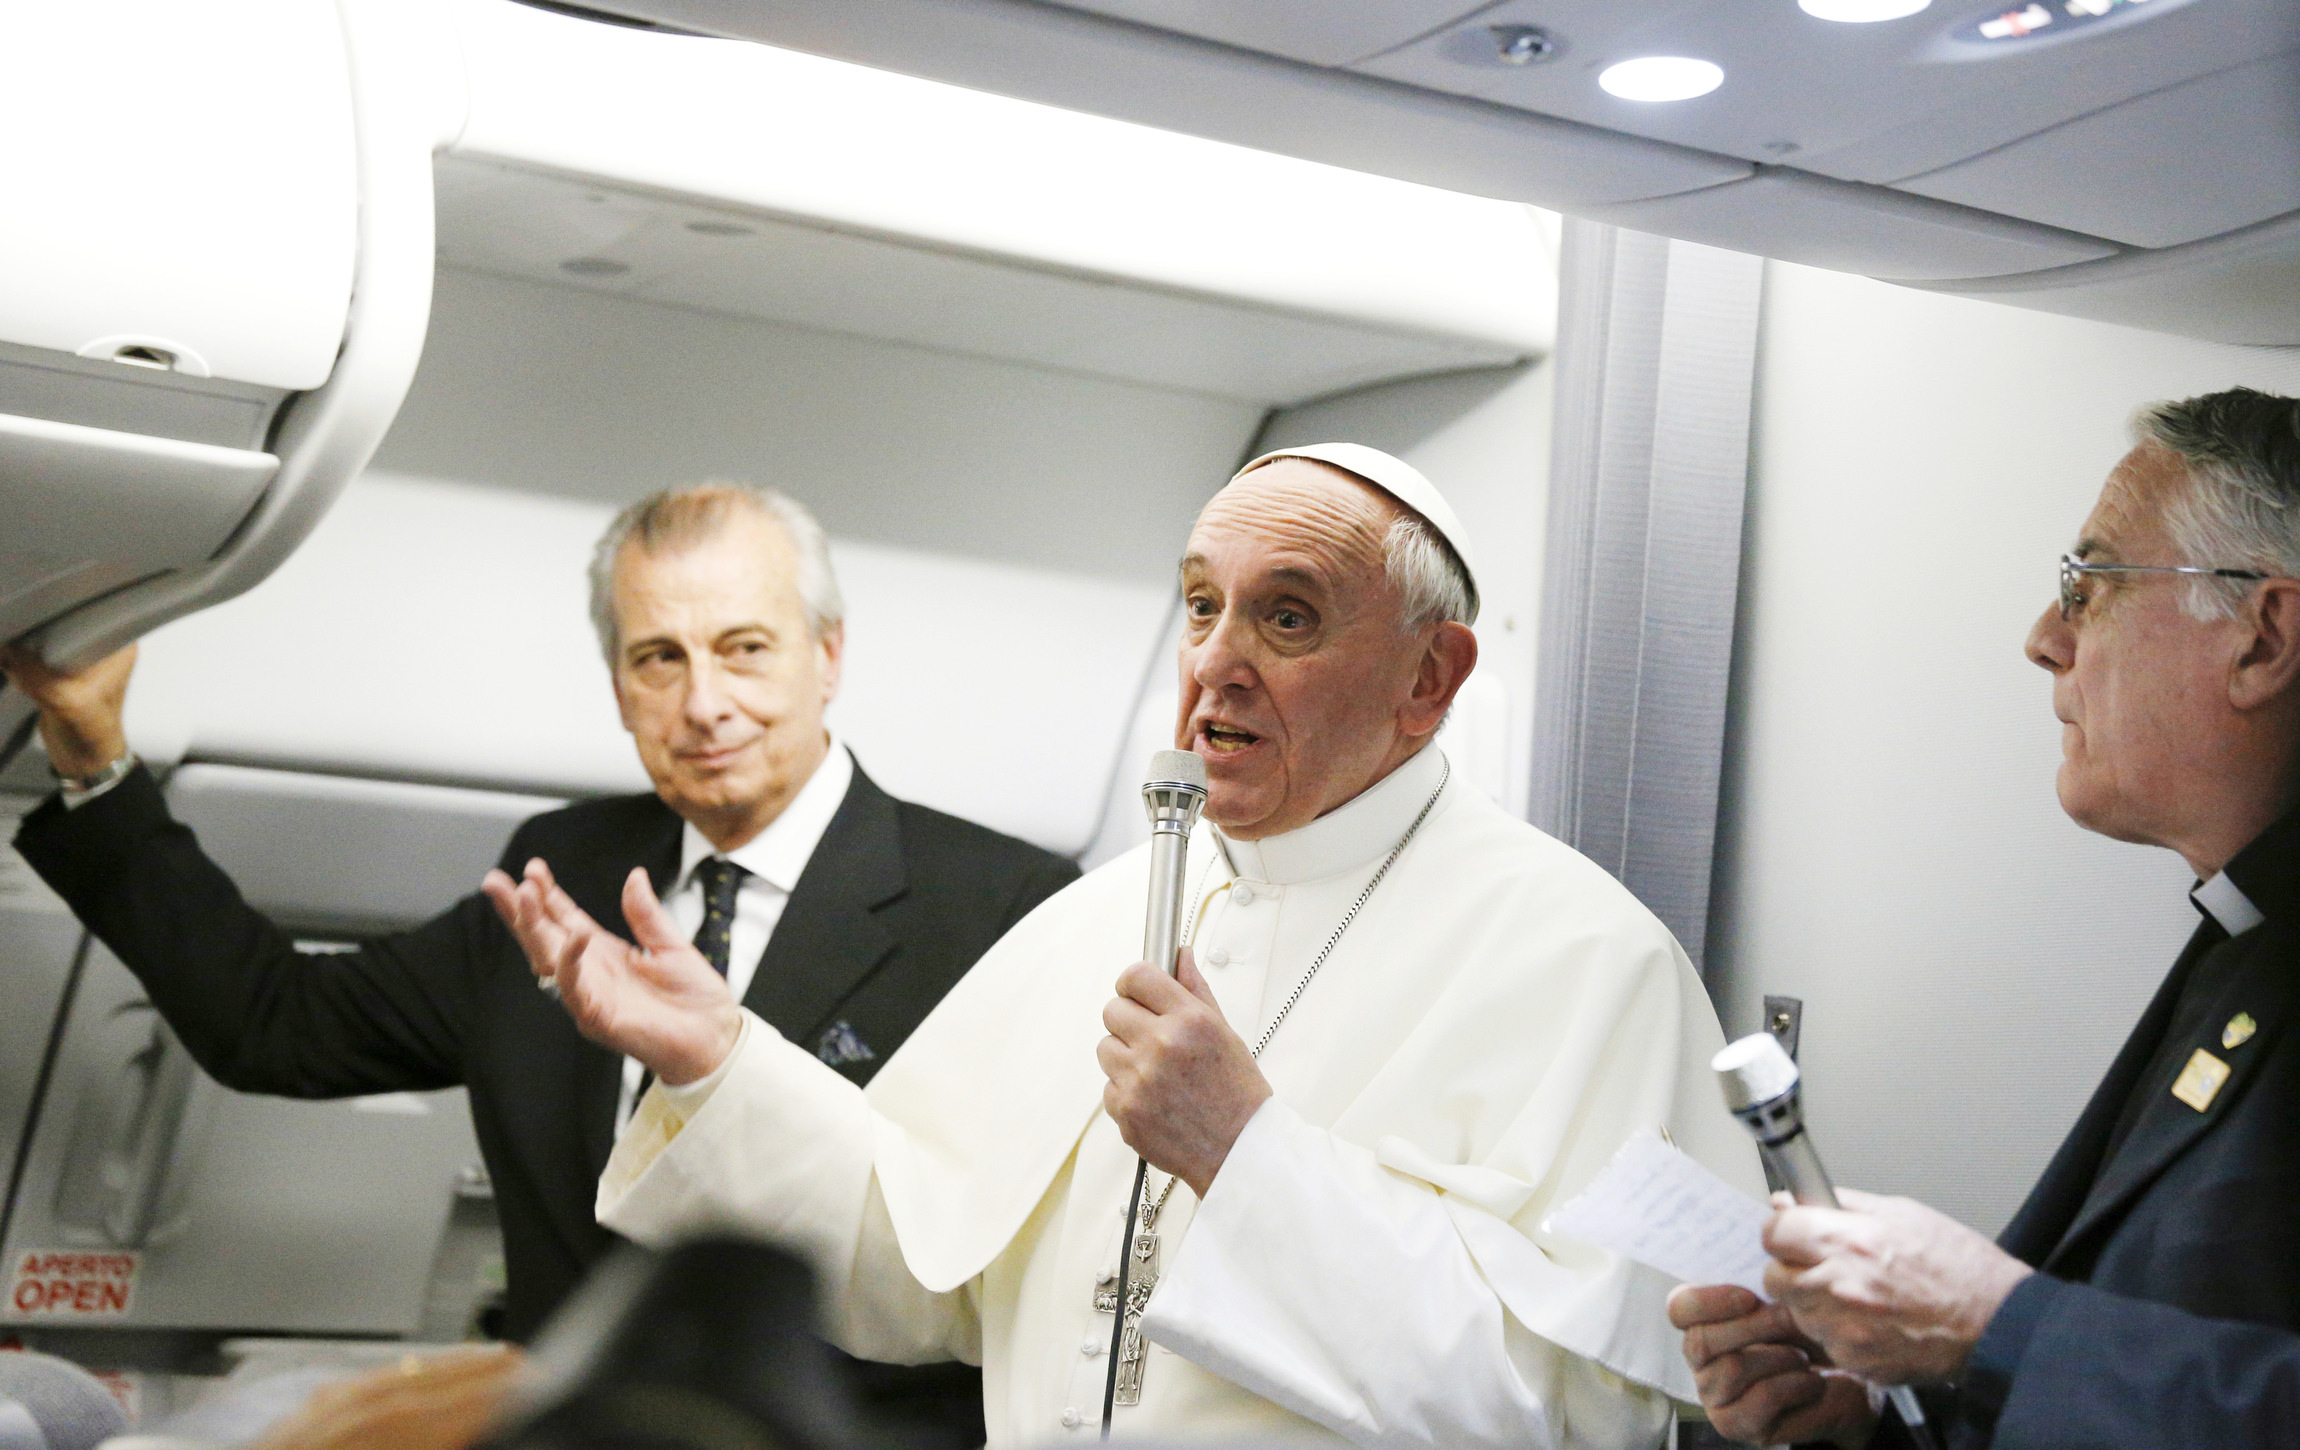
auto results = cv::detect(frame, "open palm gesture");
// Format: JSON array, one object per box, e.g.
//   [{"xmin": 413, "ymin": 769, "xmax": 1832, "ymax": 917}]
[{"xmin": 481, "ymin": 860, "xmax": 741, "ymax": 1086}]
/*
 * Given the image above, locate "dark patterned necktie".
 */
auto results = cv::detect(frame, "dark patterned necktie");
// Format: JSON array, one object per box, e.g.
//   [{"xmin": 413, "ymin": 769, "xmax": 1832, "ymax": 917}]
[
  {"xmin": 632, "ymin": 857, "xmax": 749, "ymax": 1108},
  {"xmin": 692, "ymin": 856, "xmax": 747, "ymax": 978}
]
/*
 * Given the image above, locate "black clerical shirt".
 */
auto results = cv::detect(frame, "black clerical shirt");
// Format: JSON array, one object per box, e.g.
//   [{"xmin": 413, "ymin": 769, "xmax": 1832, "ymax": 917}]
[{"xmin": 1872, "ymin": 806, "xmax": 2300, "ymax": 1450}]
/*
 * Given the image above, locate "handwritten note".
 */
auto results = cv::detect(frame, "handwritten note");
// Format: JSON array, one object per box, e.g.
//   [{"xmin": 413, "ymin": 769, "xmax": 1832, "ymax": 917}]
[{"xmin": 1543, "ymin": 1129, "xmax": 1773, "ymax": 1297}]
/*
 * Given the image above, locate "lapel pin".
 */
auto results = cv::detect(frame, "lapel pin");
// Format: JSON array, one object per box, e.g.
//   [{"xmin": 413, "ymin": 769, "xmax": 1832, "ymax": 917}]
[
  {"xmin": 2172, "ymin": 1047, "xmax": 2232, "ymax": 1112},
  {"xmin": 2223, "ymin": 1012, "xmax": 2258, "ymax": 1050}
]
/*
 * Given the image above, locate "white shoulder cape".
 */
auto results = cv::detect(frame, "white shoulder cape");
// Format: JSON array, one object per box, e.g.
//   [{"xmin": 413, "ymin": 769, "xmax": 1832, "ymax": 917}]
[{"xmin": 861, "ymin": 768, "xmax": 1762, "ymax": 1402}]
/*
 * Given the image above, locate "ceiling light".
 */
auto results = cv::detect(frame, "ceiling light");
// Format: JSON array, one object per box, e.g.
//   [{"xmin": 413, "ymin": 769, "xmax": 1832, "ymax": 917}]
[
  {"xmin": 1798, "ymin": 0, "xmax": 1931, "ymax": 20},
  {"xmin": 1597, "ymin": 57, "xmax": 1724, "ymax": 102},
  {"xmin": 1489, "ymin": 25, "xmax": 1560, "ymax": 65}
]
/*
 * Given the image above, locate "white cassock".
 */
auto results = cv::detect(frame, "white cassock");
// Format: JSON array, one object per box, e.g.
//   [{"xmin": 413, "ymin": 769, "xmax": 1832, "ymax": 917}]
[{"xmin": 601, "ymin": 743, "xmax": 1763, "ymax": 1449}]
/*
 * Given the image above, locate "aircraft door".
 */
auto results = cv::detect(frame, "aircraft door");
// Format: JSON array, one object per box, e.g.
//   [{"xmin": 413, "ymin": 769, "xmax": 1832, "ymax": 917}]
[{"xmin": 0, "ymin": 767, "xmax": 558, "ymax": 1337}]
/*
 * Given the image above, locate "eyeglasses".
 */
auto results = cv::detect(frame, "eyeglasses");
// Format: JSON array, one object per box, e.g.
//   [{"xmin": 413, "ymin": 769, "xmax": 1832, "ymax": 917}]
[{"xmin": 2058, "ymin": 553, "xmax": 2266, "ymax": 620}]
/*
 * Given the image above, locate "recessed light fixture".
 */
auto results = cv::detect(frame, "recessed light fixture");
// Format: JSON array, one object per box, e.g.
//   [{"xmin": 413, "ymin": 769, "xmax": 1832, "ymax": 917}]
[
  {"xmin": 1597, "ymin": 56, "xmax": 1724, "ymax": 102},
  {"xmin": 559, "ymin": 257, "xmax": 630, "ymax": 277},
  {"xmin": 1798, "ymin": 0, "xmax": 1930, "ymax": 20},
  {"xmin": 685, "ymin": 219, "xmax": 753, "ymax": 236},
  {"xmin": 1489, "ymin": 24, "xmax": 1560, "ymax": 65}
]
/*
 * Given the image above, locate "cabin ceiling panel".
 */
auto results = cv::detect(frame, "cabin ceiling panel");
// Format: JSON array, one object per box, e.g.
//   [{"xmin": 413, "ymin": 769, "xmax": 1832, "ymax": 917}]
[
  {"xmin": 533, "ymin": 0, "xmax": 1751, "ymax": 206},
  {"xmin": 1034, "ymin": 0, "xmax": 1493, "ymax": 67},
  {"xmin": 1361, "ymin": 0, "xmax": 2292, "ymax": 187},
  {"xmin": 1916, "ymin": 210, "xmax": 2300, "ymax": 347},
  {"xmin": 433, "ymin": 157, "xmax": 1528, "ymax": 403},
  {"xmin": 1578, "ymin": 170, "xmax": 2113, "ymax": 283},
  {"xmin": 1895, "ymin": 49, "xmax": 2300, "ymax": 250}
]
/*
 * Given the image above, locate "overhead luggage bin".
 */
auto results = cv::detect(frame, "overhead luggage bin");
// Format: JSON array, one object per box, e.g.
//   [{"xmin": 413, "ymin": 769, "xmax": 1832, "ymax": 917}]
[
  {"xmin": 435, "ymin": 0, "xmax": 1557, "ymax": 405},
  {"xmin": 0, "ymin": 0, "xmax": 448, "ymax": 759}
]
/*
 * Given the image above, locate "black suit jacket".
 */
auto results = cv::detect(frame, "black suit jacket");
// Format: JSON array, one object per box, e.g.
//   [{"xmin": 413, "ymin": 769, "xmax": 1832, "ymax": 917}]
[
  {"xmin": 15, "ymin": 758, "xmax": 1075, "ymax": 1436},
  {"xmin": 1871, "ymin": 810, "xmax": 2300, "ymax": 1450}
]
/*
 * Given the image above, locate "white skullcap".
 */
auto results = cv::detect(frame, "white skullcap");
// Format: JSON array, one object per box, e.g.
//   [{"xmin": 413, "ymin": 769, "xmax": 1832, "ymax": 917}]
[{"xmin": 1231, "ymin": 442, "xmax": 1480, "ymax": 611}]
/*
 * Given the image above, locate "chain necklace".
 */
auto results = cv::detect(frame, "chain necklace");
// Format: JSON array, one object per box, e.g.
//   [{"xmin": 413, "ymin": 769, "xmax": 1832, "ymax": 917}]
[{"xmin": 1096, "ymin": 756, "xmax": 1451, "ymax": 1415}]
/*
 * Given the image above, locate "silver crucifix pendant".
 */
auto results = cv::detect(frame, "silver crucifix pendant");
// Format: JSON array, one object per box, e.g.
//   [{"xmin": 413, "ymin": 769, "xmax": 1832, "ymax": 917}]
[{"xmin": 1092, "ymin": 1201, "xmax": 1164, "ymax": 1405}]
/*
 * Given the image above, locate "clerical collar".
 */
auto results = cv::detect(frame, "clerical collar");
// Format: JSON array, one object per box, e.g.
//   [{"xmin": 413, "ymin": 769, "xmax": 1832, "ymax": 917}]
[
  {"xmin": 676, "ymin": 733, "xmax": 854, "ymax": 895},
  {"xmin": 2192, "ymin": 872, "xmax": 2265, "ymax": 939},
  {"xmin": 1212, "ymin": 744, "xmax": 1451, "ymax": 886}
]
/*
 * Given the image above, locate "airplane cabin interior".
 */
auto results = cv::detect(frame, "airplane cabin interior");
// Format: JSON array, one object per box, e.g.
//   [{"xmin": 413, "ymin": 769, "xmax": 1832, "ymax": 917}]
[{"xmin": 1, "ymin": 0, "xmax": 2297, "ymax": 1444}]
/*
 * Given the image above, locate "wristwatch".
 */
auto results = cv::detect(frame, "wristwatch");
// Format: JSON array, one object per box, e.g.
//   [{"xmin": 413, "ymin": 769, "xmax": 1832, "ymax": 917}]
[{"xmin": 52, "ymin": 750, "xmax": 138, "ymax": 795}]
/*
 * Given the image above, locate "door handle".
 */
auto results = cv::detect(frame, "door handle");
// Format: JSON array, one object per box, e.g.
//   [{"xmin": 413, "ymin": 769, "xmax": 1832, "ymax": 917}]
[{"xmin": 53, "ymin": 1003, "xmax": 199, "ymax": 1247}]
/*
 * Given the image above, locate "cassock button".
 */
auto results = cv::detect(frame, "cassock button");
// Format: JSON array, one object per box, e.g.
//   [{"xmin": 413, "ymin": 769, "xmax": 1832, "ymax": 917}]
[
  {"xmin": 1082, "ymin": 1336, "xmax": 1102, "ymax": 1356},
  {"xmin": 1232, "ymin": 884, "xmax": 1255, "ymax": 906},
  {"xmin": 1205, "ymin": 946, "xmax": 1230, "ymax": 967},
  {"xmin": 1061, "ymin": 1408, "xmax": 1082, "ymax": 1429}
]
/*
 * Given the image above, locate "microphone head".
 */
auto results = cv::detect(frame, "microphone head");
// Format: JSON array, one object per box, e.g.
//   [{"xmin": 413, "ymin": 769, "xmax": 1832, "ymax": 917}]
[
  {"xmin": 0, "ymin": 1352, "xmax": 129, "ymax": 1450},
  {"xmin": 1141, "ymin": 749, "xmax": 1209, "ymax": 835},
  {"xmin": 1713, "ymin": 1031, "xmax": 1801, "ymax": 1114},
  {"xmin": 1142, "ymin": 749, "xmax": 1208, "ymax": 796}
]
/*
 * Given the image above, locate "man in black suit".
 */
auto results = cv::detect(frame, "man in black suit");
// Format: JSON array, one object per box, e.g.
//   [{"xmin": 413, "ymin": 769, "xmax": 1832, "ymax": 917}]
[
  {"xmin": 0, "ymin": 482, "xmax": 1076, "ymax": 1445},
  {"xmin": 1671, "ymin": 387, "xmax": 2300, "ymax": 1450}
]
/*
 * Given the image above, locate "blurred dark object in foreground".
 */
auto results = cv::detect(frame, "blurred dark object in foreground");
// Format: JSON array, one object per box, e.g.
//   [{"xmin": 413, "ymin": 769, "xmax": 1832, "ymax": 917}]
[
  {"xmin": 0, "ymin": 1350, "xmax": 129, "ymax": 1450},
  {"xmin": 481, "ymin": 1238, "xmax": 877, "ymax": 1450}
]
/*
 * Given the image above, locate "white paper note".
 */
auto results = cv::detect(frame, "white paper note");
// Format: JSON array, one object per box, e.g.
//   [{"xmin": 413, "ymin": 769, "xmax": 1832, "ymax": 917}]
[{"xmin": 1542, "ymin": 1128, "xmax": 1773, "ymax": 1297}]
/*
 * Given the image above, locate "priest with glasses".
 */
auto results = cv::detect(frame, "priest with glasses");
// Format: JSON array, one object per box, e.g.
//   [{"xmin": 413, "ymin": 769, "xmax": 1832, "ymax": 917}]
[{"xmin": 488, "ymin": 444, "xmax": 1761, "ymax": 1450}]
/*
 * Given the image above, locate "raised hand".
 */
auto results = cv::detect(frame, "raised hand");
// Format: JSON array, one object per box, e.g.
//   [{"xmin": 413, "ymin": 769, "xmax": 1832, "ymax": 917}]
[
  {"xmin": 0, "ymin": 642, "xmax": 136, "ymax": 777},
  {"xmin": 1669, "ymin": 1282, "xmax": 1878, "ymax": 1449},
  {"xmin": 1098, "ymin": 946, "xmax": 1271, "ymax": 1198},
  {"xmin": 480, "ymin": 860, "xmax": 741, "ymax": 1086}
]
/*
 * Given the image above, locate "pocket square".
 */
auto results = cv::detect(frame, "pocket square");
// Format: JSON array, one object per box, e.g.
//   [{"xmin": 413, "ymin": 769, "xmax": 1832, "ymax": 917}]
[{"xmin": 816, "ymin": 1020, "xmax": 876, "ymax": 1068}]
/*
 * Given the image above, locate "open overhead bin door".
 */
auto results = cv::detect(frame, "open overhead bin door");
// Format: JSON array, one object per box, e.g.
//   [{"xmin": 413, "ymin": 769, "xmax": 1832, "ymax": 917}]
[{"xmin": 0, "ymin": 0, "xmax": 451, "ymax": 764}]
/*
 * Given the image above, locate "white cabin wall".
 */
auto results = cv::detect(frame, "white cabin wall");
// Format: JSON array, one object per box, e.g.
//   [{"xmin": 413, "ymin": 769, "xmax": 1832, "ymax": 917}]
[
  {"xmin": 124, "ymin": 267, "xmax": 1270, "ymax": 854},
  {"xmin": 373, "ymin": 268, "xmax": 1264, "ymax": 588},
  {"xmin": 1255, "ymin": 362, "xmax": 1555, "ymax": 819},
  {"xmin": 1709, "ymin": 262, "xmax": 2300, "ymax": 1235}
]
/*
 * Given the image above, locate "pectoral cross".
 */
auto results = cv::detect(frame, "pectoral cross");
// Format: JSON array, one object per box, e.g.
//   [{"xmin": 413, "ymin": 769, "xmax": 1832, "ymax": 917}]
[{"xmin": 1092, "ymin": 1195, "xmax": 1165, "ymax": 1406}]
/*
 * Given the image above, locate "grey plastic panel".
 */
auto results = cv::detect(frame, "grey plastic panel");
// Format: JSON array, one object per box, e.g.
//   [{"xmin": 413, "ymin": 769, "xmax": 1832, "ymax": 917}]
[
  {"xmin": 0, "ymin": 768, "xmax": 557, "ymax": 1335},
  {"xmin": 0, "ymin": 414, "xmax": 278, "ymax": 574},
  {"xmin": 165, "ymin": 765, "xmax": 563, "ymax": 934},
  {"xmin": 1899, "ymin": 50, "xmax": 2300, "ymax": 251},
  {"xmin": 0, "ymin": 794, "xmax": 84, "ymax": 1221},
  {"xmin": 1576, "ymin": 170, "xmax": 2116, "ymax": 284},
  {"xmin": 0, "ymin": 343, "xmax": 284, "ymax": 452},
  {"xmin": 1035, "ymin": 0, "xmax": 1486, "ymax": 67},
  {"xmin": 0, "ymin": 939, "xmax": 480, "ymax": 1335}
]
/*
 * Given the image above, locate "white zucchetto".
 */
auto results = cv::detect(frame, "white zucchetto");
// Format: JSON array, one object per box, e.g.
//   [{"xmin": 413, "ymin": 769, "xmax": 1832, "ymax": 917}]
[{"xmin": 1233, "ymin": 442, "xmax": 1480, "ymax": 609}]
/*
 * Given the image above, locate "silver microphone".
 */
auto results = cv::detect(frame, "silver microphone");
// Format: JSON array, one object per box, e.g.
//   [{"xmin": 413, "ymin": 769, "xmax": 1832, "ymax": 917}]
[
  {"xmin": 1715, "ymin": 1032, "xmax": 1834, "ymax": 1204},
  {"xmin": 1139, "ymin": 749, "xmax": 1209, "ymax": 978},
  {"xmin": 1714, "ymin": 1032, "xmax": 1938, "ymax": 1450},
  {"xmin": 1103, "ymin": 749, "xmax": 1209, "ymax": 1438}
]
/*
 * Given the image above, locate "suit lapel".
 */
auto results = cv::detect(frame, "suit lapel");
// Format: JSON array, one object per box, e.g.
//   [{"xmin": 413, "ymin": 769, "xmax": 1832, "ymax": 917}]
[
  {"xmin": 1995, "ymin": 926, "xmax": 2210, "ymax": 1265},
  {"xmin": 2046, "ymin": 933, "xmax": 2290, "ymax": 1271},
  {"xmin": 740, "ymin": 766, "xmax": 906, "ymax": 1052}
]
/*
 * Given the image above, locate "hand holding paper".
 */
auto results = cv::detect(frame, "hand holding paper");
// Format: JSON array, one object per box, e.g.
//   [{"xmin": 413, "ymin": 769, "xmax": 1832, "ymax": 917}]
[
  {"xmin": 1545, "ymin": 1131, "xmax": 1880, "ymax": 1449},
  {"xmin": 1543, "ymin": 1128, "xmax": 1773, "ymax": 1297}
]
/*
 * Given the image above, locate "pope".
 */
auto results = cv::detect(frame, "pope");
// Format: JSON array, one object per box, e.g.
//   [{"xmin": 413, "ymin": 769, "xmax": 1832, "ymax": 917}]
[{"xmin": 485, "ymin": 443, "xmax": 1762, "ymax": 1450}]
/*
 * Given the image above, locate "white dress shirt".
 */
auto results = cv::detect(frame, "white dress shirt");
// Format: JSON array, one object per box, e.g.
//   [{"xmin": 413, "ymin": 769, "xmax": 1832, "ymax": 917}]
[{"xmin": 614, "ymin": 735, "xmax": 854, "ymax": 1133}]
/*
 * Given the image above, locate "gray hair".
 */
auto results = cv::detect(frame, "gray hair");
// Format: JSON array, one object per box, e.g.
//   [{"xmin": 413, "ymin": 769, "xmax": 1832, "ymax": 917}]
[
  {"xmin": 2137, "ymin": 388, "xmax": 2300, "ymax": 620},
  {"xmin": 588, "ymin": 482, "xmax": 845, "ymax": 664},
  {"xmin": 1236, "ymin": 454, "xmax": 1478, "ymax": 631},
  {"xmin": 1385, "ymin": 514, "xmax": 1479, "ymax": 631}
]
